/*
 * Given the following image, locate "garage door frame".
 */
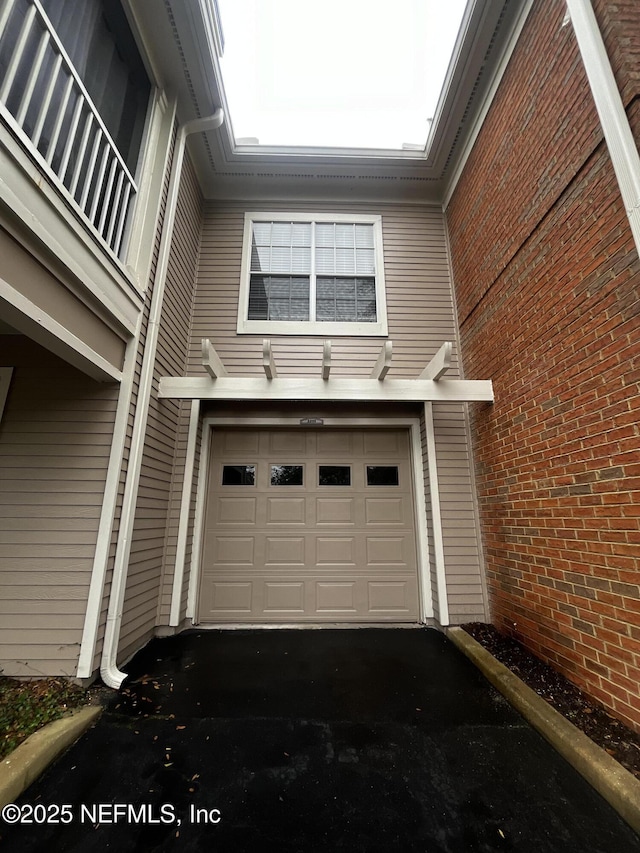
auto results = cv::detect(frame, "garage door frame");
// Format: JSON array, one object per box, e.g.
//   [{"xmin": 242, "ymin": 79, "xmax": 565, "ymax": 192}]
[{"xmin": 186, "ymin": 416, "xmax": 434, "ymax": 625}]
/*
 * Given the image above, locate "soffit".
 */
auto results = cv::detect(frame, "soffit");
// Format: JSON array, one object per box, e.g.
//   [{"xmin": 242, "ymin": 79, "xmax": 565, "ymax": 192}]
[{"xmin": 129, "ymin": 0, "xmax": 525, "ymax": 204}]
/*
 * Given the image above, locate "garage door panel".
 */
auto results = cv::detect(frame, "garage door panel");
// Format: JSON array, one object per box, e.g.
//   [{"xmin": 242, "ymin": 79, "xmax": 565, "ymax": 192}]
[
  {"xmin": 368, "ymin": 580, "xmax": 415, "ymax": 613},
  {"xmin": 365, "ymin": 497, "xmax": 405, "ymax": 525},
  {"xmin": 264, "ymin": 582, "xmax": 305, "ymax": 613},
  {"xmin": 198, "ymin": 428, "xmax": 419, "ymax": 623},
  {"xmin": 266, "ymin": 497, "xmax": 306, "ymax": 525},
  {"xmin": 265, "ymin": 536, "xmax": 306, "ymax": 565},
  {"xmin": 220, "ymin": 431, "xmax": 260, "ymax": 454},
  {"xmin": 363, "ymin": 431, "xmax": 404, "ymax": 454},
  {"xmin": 268, "ymin": 430, "xmax": 307, "ymax": 454},
  {"xmin": 315, "ymin": 431, "xmax": 355, "ymax": 455},
  {"xmin": 216, "ymin": 497, "xmax": 257, "ymax": 525},
  {"xmin": 316, "ymin": 581, "xmax": 357, "ymax": 613},
  {"xmin": 315, "ymin": 536, "xmax": 356, "ymax": 566},
  {"xmin": 366, "ymin": 537, "xmax": 408, "ymax": 566},
  {"xmin": 206, "ymin": 581, "xmax": 253, "ymax": 613},
  {"xmin": 316, "ymin": 497, "xmax": 355, "ymax": 525}
]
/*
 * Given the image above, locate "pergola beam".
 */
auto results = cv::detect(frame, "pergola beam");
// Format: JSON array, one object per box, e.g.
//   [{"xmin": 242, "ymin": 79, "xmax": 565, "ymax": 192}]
[{"xmin": 159, "ymin": 375, "xmax": 493, "ymax": 403}]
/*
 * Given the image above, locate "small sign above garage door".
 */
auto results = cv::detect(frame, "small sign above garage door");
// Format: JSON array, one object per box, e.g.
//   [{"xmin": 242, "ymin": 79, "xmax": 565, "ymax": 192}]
[{"xmin": 197, "ymin": 428, "xmax": 420, "ymax": 623}]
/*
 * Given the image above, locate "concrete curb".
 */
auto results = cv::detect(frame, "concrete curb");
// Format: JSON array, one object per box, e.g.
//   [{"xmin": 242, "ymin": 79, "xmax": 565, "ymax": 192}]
[
  {"xmin": 447, "ymin": 626, "xmax": 640, "ymax": 836},
  {"xmin": 0, "ymin": 706, "xmax": 102, "ymax": 808}
]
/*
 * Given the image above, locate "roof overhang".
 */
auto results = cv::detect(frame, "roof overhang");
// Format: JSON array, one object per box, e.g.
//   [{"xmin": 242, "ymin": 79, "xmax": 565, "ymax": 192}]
[{"xmin": 128, "ymin": 0, "xmax": 529, "ymax": 203}]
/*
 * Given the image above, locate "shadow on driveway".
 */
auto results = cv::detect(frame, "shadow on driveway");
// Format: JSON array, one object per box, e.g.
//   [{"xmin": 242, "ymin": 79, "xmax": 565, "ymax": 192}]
[{"xmin": 2, "ymin": 627, "xmax": 639, "ymax": 851}]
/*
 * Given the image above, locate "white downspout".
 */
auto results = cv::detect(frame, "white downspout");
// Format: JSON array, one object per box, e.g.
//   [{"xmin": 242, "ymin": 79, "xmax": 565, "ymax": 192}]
[{"xmin": 100, "ymin": 110, "xmax": 224, "ymax": 688}]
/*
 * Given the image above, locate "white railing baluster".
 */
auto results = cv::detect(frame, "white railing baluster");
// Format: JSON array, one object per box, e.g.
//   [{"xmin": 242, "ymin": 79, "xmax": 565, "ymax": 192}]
[
  {"xmin": 15, "ymin": 28, "xmax": 49, "ymax": 125},
  {"xmin": 32, "ymin": 53, "xmax": 62, "ymax": 148},
  {"xmin": 87, "ymin": 143, "xmax": 109, "ymax": 221},
  {"xmin": 0, "ymin": 3, "xmax": 37, "ymax": 103},
  {"xmin": 105, "ymin": 170, "xmax": 125, "ymax": 246},
  {"xmin": 0, "ymin": 0, "xmax": 18, "ymax": 40},
  {"xmin": 0, "ymin": 0, "xmax": 139, "ymax": 257},
  {"xmin": 69, "ymin": 111, "xmax": 92, "ymax": 195},
  {"xmin": 112, "ymin": 183, "xmax": 132, "ymax": 258},
  {"xmin": 79, "ymin": 127, "xmax": 103, "ymax": 209},
  {"xmin": 47, "ymin": 71, "xmax": 74, "ymax": 163},
  {"xmin": 97, "ymin": 155, "xmax": 118, "ymax": 234}
]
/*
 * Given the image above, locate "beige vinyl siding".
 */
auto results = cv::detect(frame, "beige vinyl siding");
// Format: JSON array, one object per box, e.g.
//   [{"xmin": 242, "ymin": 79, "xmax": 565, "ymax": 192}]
[
  {"xmin": 0, "ymin": 337, "xmax": 118, "ymax": 676},
  {"xmin": 433, "ymin": 403, "xmax": 486, "ymax": 623},
  {"xmin": 190, "ymin": 201, "xmax": 485, "ymax": 623},
  {"xmin": 117, "ymin": 153, "xmax": 203, "ymax": 664},
  {"xmin": 190, "ymin": 201, "xmax": 459, "ymax": 377}
]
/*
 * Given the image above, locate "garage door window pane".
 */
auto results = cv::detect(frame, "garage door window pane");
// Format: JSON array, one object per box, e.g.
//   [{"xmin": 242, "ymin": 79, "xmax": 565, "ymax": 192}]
[
  {"xmin": 222, "ymin": 465, "xmax": 255, "ymax": 485},
  {"xmin": 271, "ymin": 465, "xmax": 304, "ymax": 486},
  {"xmin": 319, "ymin": 465, "xmax": 351, "ymax": 486},
  {"xmin": 366, "ymin": 466, "xmax": 399, "ymax": 486}
]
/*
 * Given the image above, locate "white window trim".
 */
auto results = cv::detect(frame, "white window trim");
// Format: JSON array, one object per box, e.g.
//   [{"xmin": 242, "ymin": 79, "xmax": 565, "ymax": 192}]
[{"xmin": 237, "ymin": 212, "xmax": 388, "ymax": 337}]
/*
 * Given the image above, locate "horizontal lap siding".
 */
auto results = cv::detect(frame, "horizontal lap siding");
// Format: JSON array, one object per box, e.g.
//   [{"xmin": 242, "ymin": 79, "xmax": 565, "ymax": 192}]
[
  {"xmin": 0, "ymin": 339, "xmax": 118, "ymax": 677},
  {"xmin": 192, "ymin": 201, "xmax": 485, "ymax": 623},
  {"xmin": 447, "ymin": 0, "xmax": 640, "ymax": 730},
  {"xmin": 192, "ymin": 201, "xmax": 458, "ymax": 377},
  {"xmin": 117, "ymin": 154, "xmax": 203, "ymax": 665}
]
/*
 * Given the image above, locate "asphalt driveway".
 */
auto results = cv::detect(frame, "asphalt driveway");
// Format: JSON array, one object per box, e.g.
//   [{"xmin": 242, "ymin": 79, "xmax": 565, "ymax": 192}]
[{"xmin": 2, "ymin": 627, "xmax": 639, "ymax": 852}]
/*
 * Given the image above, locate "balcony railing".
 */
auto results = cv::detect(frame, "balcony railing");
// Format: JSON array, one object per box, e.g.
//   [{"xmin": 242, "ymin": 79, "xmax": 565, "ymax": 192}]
[{"xmin": 0, "ymin": 0, "xmax": 137, "ymax": 259}]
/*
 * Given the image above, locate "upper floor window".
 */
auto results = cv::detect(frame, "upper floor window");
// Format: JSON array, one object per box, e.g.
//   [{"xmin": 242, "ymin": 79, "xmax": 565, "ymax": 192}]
[{"xmin": 237, "ymin": 213, "xmax": 388, "ymax": 336}]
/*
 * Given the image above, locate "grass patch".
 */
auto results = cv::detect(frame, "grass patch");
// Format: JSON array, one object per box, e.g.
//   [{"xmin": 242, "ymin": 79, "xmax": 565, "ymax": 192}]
[{"xmin": 0, "ymin": 677, "xmax": 88, "ymax": 760}]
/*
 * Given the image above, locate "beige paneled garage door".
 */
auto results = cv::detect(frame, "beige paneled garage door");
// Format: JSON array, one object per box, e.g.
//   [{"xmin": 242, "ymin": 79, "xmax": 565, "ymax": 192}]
[{"xmin": 197, "ymin": 428, "xmax": 419, "ymax": 623}]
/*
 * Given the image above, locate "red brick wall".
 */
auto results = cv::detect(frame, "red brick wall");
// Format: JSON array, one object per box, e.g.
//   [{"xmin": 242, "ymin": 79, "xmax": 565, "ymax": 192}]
[{"xmin": 446, "ymin": 0, "xmax": 640, "ymax": 731}]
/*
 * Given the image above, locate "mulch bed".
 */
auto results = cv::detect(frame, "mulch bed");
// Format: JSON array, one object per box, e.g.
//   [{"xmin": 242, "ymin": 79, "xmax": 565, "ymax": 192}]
[{"xmin": 462, "ymin": 623, "xmax": 640, "ymax": 780}]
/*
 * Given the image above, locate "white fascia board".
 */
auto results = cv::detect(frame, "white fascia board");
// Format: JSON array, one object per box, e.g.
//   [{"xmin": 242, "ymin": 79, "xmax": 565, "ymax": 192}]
[
  {"xmin": 158, "ymin": 376, "xmax": 494, "ymax": 403},
  {"xmin": 0, "ymin": 119, "xmax": 143, "ymax": 336}
]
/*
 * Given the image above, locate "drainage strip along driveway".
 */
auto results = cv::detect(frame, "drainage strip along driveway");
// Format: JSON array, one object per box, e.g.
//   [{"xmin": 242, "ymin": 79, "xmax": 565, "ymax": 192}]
[{"xmin": 2, "ymin": 628, "xmax": 639, "ymax": 852}]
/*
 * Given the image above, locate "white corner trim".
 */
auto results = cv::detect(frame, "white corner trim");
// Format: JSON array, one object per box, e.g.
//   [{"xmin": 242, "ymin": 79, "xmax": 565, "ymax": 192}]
[
  {"xmin": 443, "ymin": 0, "xmax": 535, "ymax": 210},
  {"xmin": 185, "ymin": 416, "xmax": 433, "ymax": 626},
  {"xmin": 409, "ymin": 419, "xmax": 433, "ymax": 621},
  {"xmin": 169, "ymin": 399, "xmax": 201, "ymax": 626},
  {"xmin": 0, "ymin": 368, "xmax": 14, "ymax": 422},
  {"xmin": 186, "ymin": 419, "xmax": 213, "ymax": 621},
  {"xmin": 424, "ymin": 402, "xmax": 449, "ymax": 626},
  {"xmin": 565, "ymin": 0, "xmax": 640, "ymax": 257}
]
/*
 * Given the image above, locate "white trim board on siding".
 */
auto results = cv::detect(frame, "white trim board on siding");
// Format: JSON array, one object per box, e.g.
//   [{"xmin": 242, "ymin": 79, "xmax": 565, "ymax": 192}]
[
  {"xmin": 182, "ymin": 417, "xmax": 437, "ymax": 627},
  {"xmin": 158, "ymin": 377, "xmax": 494, "ymax": 403}
]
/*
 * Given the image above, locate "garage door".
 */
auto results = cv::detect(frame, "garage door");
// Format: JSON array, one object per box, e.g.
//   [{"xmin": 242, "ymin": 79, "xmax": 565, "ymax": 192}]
[{"xmin": 197, "ymin": 428, "xmax": 420, "ymax": 623}]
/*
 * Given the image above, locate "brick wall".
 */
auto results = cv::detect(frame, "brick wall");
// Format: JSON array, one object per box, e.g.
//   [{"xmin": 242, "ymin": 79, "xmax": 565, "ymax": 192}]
[{"xmin": 446, "ymin": 0, "xmax": 640, "ymax": 731}]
